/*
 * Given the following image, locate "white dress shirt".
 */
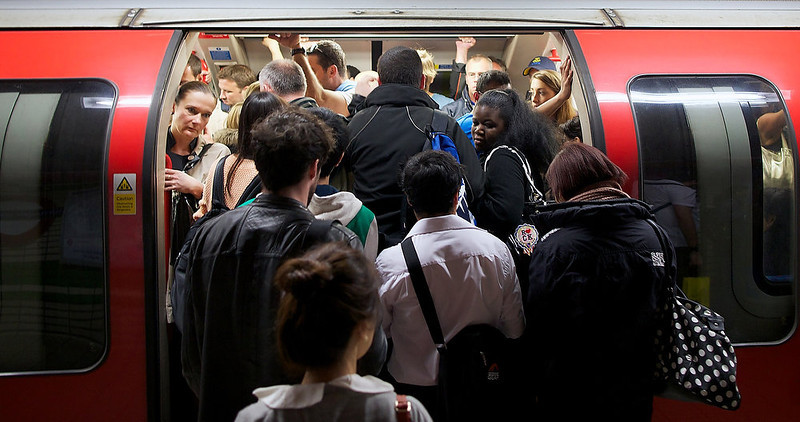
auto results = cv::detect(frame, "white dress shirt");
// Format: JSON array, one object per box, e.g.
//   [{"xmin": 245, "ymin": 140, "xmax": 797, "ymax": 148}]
[{"xmin": 376, "ymin": 214, "xmax": 526, "ymax": 386}]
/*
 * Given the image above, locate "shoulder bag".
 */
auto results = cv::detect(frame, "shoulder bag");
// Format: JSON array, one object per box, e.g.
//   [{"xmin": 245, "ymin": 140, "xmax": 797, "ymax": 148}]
[
  {"xmin": 646, "ymin": 219, "xmax": 741, "ymax": 410},
  {"xmin": 400, "ymin": 237, "xmax": 515, "ymax": 422}
]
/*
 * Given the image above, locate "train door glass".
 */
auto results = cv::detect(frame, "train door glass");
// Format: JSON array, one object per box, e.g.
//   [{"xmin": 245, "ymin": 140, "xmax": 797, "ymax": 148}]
[
  {"xmin": 630, "ymin": 75, "xmax": 796, "ymax": 344},
  {"xmin": 0, "ymin": 80, "xmax": 113, "ymax": 374}
]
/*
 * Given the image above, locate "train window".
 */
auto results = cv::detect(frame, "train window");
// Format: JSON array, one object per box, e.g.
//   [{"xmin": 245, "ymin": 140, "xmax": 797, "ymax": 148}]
[
  {"xmin": 0, "ymin": 80, "xmax": 112, "ymax": 374},
  {"xmin": 630, "ymin": 76, "xmax": 796, "ymax": 344}
]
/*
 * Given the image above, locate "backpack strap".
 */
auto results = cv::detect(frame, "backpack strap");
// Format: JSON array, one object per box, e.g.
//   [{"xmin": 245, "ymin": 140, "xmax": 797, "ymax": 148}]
[
  {"xmin": 400, "ymin": 237, "xmax": 446, "ymax": 351},
  {"xmin": 430, "ymin": 109, "xmax": 450, "ymax": 134},
  {"xmin": 210, "ymin": 155, "xmax": 229, "ymax": 211},
  {"xmin": 236, "ymin": 175, "xmax": 262, "ymax": 207},
  {"xmin": 395, "ymin": 394, "xmax": 411, "ymax": 422},
  {"xmin": 424, "ymin": 109, "xmax": 461, "ymax": 163}
]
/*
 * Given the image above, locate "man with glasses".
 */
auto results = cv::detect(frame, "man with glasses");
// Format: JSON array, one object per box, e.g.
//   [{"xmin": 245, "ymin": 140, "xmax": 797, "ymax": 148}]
[{"xmin": 271, "ymin": 33, "xmax": 353, "ymax": 117}]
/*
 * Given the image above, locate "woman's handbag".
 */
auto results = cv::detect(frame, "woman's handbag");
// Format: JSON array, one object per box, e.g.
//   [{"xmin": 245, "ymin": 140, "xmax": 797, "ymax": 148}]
[{"xmin": 646, "ymin": 219, "xmax": 741, "ymax": 410}]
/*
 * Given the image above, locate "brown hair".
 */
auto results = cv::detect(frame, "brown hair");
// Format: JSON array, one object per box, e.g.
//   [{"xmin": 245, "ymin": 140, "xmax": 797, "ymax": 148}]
[
  {"xmin": 174, "ymin": 80, "xmax": 215, "ymax": 104},
  {"xmin": 251, "ymin": 108, "xmax": 333, "ymax": 192},
  {"xmin": 545, "ymin": 142, "xmax": 627, "ymax": 202},
  {"xmin": 274, "ymin": 243, "xmax": 379, "ymax": 370},
  {"xmin": 308, "ymin": 40, "xmax": 347, "ymax": 78},
  {"xmin": 217, "ymin": 64, "xmax": 257, "ymax": 89}
]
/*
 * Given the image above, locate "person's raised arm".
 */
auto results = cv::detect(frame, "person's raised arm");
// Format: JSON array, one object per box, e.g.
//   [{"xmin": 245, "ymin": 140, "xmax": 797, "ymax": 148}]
[
  {"xmin": 757, "ymin": 109, "xmax": 787, "ymax": 147},
  {"xmin": 450, "ymin": 37, "xmax": 475, "ymax": 99},
  {"xmin": 262, "ymin": 37, "xmax": 283, "ymax": 60},
  {"xmin": 531, "ymin": 56, "xmax": 573, "ymax": 119},
  {"xmin": 270, "ymin": 33, "xmax": 350, "ymax": 116}
]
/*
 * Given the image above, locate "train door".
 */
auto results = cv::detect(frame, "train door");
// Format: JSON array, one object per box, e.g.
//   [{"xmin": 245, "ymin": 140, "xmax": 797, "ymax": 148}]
[
  {"xmin": 0, "ymin": 30, "xmax": 180, "ymax": 421},
  {"xmin": 572, "ymin": 29, "xmax": 800, "ymax": 421}
]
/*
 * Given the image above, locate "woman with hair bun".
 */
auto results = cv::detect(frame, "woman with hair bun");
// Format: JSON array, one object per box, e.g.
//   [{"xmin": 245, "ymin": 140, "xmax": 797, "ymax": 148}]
[{"xmin": 236, "ymin": 243, "xmax": 433, "ymax": 422}]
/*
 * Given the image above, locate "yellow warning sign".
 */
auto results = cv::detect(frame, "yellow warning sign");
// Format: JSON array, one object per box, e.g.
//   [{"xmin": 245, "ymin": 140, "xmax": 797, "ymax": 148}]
[
  {"xmin": 116, "ymin": 177, "xmax": 133, "ymax": 192},
  {"xmin": 113, "ymin": 173, "xmax": 136, "ymax": 215},
  {"xmin": 114, "ymin": 194, "xmax": 136, "ymax": 215}
]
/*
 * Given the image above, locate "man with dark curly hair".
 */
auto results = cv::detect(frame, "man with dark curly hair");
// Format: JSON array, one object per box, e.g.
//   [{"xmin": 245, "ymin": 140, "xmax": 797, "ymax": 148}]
[{"xmin": 180, "ymin": 108, "xmax": 386, "ymax": 422}]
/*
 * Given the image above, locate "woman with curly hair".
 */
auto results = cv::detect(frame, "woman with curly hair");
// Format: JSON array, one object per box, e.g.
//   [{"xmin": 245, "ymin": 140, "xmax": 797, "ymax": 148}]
[{"xmin": 472, "ymin": 88, "xmax": 559, "ymax": 239}]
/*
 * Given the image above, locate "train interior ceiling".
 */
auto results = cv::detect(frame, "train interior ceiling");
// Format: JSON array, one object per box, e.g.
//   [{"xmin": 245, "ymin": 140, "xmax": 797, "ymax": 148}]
[{"xmin": 182, "ymin": 31, "xmax": 583, "ymax": 125}]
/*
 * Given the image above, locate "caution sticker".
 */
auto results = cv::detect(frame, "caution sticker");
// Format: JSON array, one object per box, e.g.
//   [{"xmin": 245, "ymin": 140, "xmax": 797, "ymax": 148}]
[{"xmin": 113, "ymin": 173, "xmax": 136, "ymax": 215}]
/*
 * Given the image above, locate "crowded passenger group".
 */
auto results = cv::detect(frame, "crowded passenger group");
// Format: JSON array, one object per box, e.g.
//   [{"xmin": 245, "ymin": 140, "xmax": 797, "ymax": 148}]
[{"xmin": 165, "ymin": 33, "xmax": 672, "ymax": 422}]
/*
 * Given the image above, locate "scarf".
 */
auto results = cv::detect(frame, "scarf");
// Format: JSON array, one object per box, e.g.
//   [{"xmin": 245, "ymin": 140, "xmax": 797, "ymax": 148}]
[{"xmin": 567, "ymin": 186, "xmax": 630, "ymax": 202}]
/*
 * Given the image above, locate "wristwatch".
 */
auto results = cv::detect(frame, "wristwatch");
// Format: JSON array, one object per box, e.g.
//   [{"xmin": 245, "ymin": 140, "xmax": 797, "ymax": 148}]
[{"xmin": 290, "ymin": 47, "xmax": 306, "ymax": 56}]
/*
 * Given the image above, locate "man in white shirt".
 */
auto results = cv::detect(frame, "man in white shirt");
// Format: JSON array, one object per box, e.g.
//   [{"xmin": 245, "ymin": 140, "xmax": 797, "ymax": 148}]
[{"xmin": 375, "ymin": 150, "xmax": 525, "ymax": 413}]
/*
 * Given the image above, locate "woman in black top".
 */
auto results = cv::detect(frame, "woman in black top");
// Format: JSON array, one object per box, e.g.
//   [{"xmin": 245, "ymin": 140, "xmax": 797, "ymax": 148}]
[{"xmin": 471, "ymin": 88, "xmax": 559, "ymax": 239}]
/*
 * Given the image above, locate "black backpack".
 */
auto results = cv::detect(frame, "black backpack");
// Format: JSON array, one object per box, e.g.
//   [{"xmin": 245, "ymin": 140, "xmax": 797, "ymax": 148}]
[
  {"xmin": 400, "ymin": 237, "xmax": 521, "ymax": 422},
  {"xmin": 171, "ymin": 156, "xmax": 261, "ymax": 332}
]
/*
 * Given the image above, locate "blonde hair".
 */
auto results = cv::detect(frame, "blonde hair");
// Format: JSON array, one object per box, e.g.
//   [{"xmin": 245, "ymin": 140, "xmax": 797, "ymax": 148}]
[
  {"xmin": 532, "ymin": 69, "xmax": 577, "ymax": 125},
  {"xmin": 244, "ymin": 81, "xmax": 260, "ymax": 98},
  {"xmin": 416, "ymin": 49, "xmax": 437, "ymax": 91},
  {"xmin": 225, "ymin": 102, "xmax": 243, "ymax": 129}
]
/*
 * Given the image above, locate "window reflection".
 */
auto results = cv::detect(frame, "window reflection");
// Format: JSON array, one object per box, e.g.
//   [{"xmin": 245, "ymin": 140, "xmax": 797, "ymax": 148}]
[
  {"xmin": 631, "ymin": 75, "xmax": 795, "ymax": 342},
  {"xmin": 0, "ymin": 80, "xmax": 111, "ymax": 373}
]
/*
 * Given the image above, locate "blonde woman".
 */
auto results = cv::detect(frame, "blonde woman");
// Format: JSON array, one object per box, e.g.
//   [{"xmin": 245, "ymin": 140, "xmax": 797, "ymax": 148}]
[
  {"xmin": 416, "ymin": 49, "xmax": 454, "ymax": 108},
  {"xmin": 529, "ymin": 56, "xmax": 577, "ymax": 125},
  {"xmin": 212, "ymin": 81, "xmax": 261, "ymax": 152}
]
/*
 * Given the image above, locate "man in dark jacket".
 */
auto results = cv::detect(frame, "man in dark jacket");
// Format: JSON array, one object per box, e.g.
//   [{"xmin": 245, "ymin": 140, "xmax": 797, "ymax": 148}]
[
  {"xmin": 344, "ymin": 46, "xmax": 484, "ymax": 249},
  {"xmin": 181, "ymin": 109, "xmax": 386, "ymax": 422}
]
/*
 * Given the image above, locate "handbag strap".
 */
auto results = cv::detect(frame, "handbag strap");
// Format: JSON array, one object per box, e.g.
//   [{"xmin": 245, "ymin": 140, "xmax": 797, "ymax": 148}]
[
  {"xmin": 210, "ymin": 155, "xmax": 230, "ymax": 211},
  {"xmin": 484, "ymin": 145, "xmax": 544, "ymax": 204},
  {"xmin": 395, "ymin": 394, "xmax": 411, "ymax": 422},
  {"xmin": 645, "ymin": 218, "xmax": 682, "ymax": 297},
  {"xmin": 236, "ymin": 175, "xmax": 262, "ymax": 207},
  {"xmin": 400, "ymin": 237, "xmax": 447, "ymax": 350}
]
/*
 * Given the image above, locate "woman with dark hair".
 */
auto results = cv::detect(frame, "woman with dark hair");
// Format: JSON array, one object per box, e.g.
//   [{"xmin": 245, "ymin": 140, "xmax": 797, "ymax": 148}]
[
  {"xmin": 471, "ymin": 88, "xmax": 559, "ymax": 239},
  {"xmin": 236, "ymin": 243, "xmax": 433, "ymax": 422},
  {"xmin": 193, "ymin": 91, "xmax": 286, "ymax": 219},
  {"xmin": 525, "ymin": 142, "xmax": 671, "ymax": 421}
]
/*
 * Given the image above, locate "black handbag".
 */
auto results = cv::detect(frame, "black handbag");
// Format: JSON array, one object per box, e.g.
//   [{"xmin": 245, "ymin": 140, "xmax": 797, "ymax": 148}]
[{"xmin": 646, "ymin": 219, "xmax": 741, "ymax": 410}]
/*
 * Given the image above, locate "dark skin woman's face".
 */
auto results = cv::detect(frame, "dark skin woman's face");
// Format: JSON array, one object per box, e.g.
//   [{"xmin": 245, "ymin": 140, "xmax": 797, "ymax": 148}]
[{"xmin": 471, "ymin": 104, "xmax": 507, "ymax": 153}]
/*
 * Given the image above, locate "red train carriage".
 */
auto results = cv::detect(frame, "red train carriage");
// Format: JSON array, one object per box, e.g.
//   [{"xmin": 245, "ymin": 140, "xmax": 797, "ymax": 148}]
[{"xmin": 1, "ymin": 2, "xmax": 799, "ymax": 420}]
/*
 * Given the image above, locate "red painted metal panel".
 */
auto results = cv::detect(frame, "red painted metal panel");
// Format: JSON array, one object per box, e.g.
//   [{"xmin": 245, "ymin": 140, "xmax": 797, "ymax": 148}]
[
  {"xmin": 575, "ymin": 29, "xmax": 800, "ymax": 421},
  {"xmin": 0, "ymin": 30, "xmax": 175, "ymax": 421}
]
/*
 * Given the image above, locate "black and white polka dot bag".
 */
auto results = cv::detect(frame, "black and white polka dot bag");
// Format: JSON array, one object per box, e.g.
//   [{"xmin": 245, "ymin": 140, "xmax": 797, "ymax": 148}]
[
  {"xmin": 646, "ymin": 219, "xmax": 741, "ymax": 410},
  {"xmin": 654, "ymin": 286, "xmax": 741, "ymax": 410}
]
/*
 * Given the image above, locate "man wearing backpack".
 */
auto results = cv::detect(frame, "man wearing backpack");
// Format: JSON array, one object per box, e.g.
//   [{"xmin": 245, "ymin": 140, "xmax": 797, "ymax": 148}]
[
  {"xmin": 376, "ymin": 150, "xmax": 525, "ymax": 422},
  {"xmin": 180, "ymin": 109, "xmax": 386, "ymax": 422},
  {"xmin": 343, "ymin": 46, "xmax": 484, "ymax": 250}
]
